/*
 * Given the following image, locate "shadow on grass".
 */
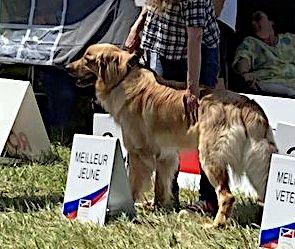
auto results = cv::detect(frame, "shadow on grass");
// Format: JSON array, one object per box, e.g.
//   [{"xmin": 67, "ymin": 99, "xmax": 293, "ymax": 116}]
[
  {"xmin": 0, "ymin": 194, "xmax": 64, "ymax": 213},
  {"xmin": 0, "ymin": 146, "xmax": 63, "ymax": 167},
  {"xmin": 232, "ymin": 197, "xmax": 263, "ymax": 228},
  {"xmin": 180, "ymin": 188, "xmax": 263, "ymax": 228}
]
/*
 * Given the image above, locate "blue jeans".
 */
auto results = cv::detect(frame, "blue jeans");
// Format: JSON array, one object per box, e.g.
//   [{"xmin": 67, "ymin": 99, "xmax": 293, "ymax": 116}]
[
  {"xmin": 146, "ymin": 51, "xmax": 187, "ymax": 81},
  {"xmin": 145, "ymin": 45, "xmax": 219, "ymax": 87},
  {"xmin": 199, "ymin": 45, "xmax": 219, "ymax": 88}
]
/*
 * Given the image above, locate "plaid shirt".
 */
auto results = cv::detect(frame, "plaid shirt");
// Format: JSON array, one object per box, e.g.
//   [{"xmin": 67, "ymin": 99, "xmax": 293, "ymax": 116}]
[{"xmin": 141, "ymin": 0, "xmax": 220, "ymax": 60}]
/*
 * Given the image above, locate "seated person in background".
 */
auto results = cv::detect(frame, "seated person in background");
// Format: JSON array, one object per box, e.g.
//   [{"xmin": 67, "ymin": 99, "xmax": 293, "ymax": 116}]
[{"xmin": 232, "ymin": 11, "xmax": 295, "ymax": 98}]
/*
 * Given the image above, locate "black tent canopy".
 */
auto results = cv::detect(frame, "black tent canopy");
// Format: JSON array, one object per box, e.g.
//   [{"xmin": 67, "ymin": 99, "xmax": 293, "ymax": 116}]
[{"xmin": 0, "ymin": 0, "xmax": 139, "ymax": 65}]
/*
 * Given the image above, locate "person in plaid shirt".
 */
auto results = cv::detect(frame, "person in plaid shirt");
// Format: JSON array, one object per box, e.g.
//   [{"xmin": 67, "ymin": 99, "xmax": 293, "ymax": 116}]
[{"xmin": 125, "ymin": 0, "xmax": 220, "ymax": 215}]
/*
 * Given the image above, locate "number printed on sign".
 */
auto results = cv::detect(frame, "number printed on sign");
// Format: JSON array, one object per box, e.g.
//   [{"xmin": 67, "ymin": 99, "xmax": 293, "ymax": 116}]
[
  {"xmin": 6, "ymin": 130, "xmax": 32, "ymax": 152},
  {"xmin": 287, "ymin": 147, "xmax": 295, "ymax": 156}
]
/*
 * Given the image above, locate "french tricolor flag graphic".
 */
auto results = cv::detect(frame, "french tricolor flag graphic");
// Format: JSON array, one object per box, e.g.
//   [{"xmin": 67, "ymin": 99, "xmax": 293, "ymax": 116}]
[
  {"xmin": 260, "ymin": 223, "xmax": 295, "ymax": 248},
  {"xmin": 280, "ymin": 228, "xmax": 295, "ymax": 239},
  {"xmin": 63, "ymin": 185, "xmax": 109, "ymax": 220}
]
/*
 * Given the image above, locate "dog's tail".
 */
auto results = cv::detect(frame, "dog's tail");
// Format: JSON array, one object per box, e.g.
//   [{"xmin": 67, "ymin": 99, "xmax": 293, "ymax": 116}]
[
  {"xmin": 266, "ymin": 125, "xmax": 278, "ymax": 154},
  {"xmin": 244, "ymin": 98, "xmax": 277, "ymax": 153}
]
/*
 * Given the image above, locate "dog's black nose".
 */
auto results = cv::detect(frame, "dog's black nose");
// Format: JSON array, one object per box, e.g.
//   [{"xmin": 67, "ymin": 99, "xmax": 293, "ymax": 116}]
[
  {"xmin": 65, "ymin": 64, "xmax": 75, "ymax": 75},
  {"xmin": 65, "ymin": 64, "xmax": 77, "ymax": 77},
  {"xmin": 65, "ymin": 64, "xmax": 71, "ymax": 71}
]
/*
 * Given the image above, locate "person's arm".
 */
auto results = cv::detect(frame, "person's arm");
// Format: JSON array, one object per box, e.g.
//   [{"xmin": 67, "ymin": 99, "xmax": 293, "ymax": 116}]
[
  {"xmin": 232, "ymin": 37, "xmax": 260, "ymax": 84},
  {"xmin": 186, "ymin": 26, "xmax": 203, "ymax": 99},
  {"xmin": 213, "ymin": 0, "xmax": 225, "ymax": 17},
  {"xmin": 234, "ymin": 57, "xmax": 258, "ymax": 84},
  {"xmin": 234, "ymin": 57, "xmax": 251, "ymax": 75},
  {"xmin": 184, "ymin": 26, "xmax": 202, "ymax": 125},
  {"xmin": 131, "ymin": 6, "xmax": 147, "ymax": 34},
  {"xmin": 125, "ymin": 6, "xmax": 147, "ymax": 52}
]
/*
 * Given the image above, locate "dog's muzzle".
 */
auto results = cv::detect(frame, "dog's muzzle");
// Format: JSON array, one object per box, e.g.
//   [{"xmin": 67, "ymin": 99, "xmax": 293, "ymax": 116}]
[
  {"xmin": 65, "ymin": 64, "xmax": 97, "ymax": 88},
  {"xmin": 75, "ymin": 74, "xmax": 97, "ymax": 88}
]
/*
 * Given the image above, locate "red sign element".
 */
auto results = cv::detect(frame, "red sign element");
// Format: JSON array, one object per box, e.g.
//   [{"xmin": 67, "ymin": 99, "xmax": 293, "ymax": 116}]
[
  {"xmin": 179, "ymin": 149, "xmax": 200, "ymax": 174},
  {"xmin": 6, "ymin": 131, "xmax": 32, "ymax": 153}
]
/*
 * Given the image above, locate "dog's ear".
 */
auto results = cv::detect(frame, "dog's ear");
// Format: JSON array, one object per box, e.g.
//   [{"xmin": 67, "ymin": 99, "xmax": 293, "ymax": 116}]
[
  {"xmin": 85, "ymin": 54, "xmax": 96, "ymax": 62},
  {"xmin": 96, "ymin": 51, "xmax": 127, "ymax": 89},
  {"xmin": 119, "ymin": 51, "xmax": 138, "ymax": 69},
  {"xmin": 97, "ymin": 52, "xmax": 116, "ymax": 85},
  {"xmin": 95, "ymin": 49, "xmax": 136, "ymax": 91},
  {"xmin": 82, "ymin": 53, "xmax": 98, "ymax": 73}
]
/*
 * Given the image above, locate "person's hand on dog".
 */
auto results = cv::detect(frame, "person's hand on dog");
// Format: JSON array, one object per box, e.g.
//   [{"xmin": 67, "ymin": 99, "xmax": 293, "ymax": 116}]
[
  {"xmin": 125, "ymin": 27, "xmax": 141, "ymax": 53},
  {"xmin": 184, "ymin": 84, "xmax": 199, "ymax": 126}
]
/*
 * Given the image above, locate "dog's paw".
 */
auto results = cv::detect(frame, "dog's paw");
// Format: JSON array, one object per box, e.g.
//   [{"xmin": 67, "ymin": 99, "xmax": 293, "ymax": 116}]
[
  {"xmin": 135, "ymin": 200, "xmax": 154, "ymax": 210},
  {"xmin": 178, "ymin": 209, "xmax": 192, "ymax": 217},
  {"xmin": 204, "ymin": 219, "xmax": 228, "ymax": 229},
  {"xmin": 204, "ymin": 222, "xmax": 214, "ymax": 229},
  {"xmin": 178, "ymin": 208, "xmax": 201, "ymax": 217},
  {"xmin": 204, "ymin": 220, "xmax": 225, "ymax": 229}
]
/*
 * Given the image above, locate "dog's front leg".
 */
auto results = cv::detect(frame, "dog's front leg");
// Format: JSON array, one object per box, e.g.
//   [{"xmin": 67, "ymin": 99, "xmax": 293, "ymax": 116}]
[
  {"xmin": 128, "ymin": 151, "xmax": 154, "ymax": 202},
  {"xmin": 154, "ymin": 151, "xmax": 179, "ymax": 209}
]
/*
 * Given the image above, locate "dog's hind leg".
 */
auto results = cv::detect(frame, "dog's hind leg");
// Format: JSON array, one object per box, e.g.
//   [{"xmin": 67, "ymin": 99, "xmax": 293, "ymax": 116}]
[
  {"xmin": 128, "ymin": 151, "xmax": 155, "ymax": 202},
  {"xmin": 199, "ymin": 154, "xmax": 235, "ymax": 227},
  {"xmin": 154, "ymin": 151, "xmax": 179, "ymax": 209}
]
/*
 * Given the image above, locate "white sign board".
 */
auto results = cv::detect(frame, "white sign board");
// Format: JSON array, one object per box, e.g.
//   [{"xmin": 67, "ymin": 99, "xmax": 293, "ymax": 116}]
[
  {"xmin": 259, "ymin": 154, "xmax": 295, "ymax": 248},
  {"xmin": 244, "ymin": 94, "xmax": 295, "ymax": 130},
  {"xmin": 218, "ymin": 0, "xmax": 237, "ymax": 31},
  {"xmin": 134, "ymin": 0, "xmax": 145, "ymax": 6},
  {"xmin": 93, "ymin": 113, "xmax": 127, "ymax": 164},
  {"xmin": 0, "ymin": 78, "xmax": 51, "ymax": 161},
  {"xmin": 62, "ymin": 134, "xmax": 135, "ymax": 225},
  {"xmin": 275, "ymin": 122, "xmax": 295, "ymax": 157}
]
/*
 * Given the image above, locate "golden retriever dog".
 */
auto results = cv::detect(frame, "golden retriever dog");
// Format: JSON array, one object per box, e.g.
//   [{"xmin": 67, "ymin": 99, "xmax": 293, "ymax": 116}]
[{"xmin": 66, "ymin": 43, "xmax": 277, "ymax": 227}]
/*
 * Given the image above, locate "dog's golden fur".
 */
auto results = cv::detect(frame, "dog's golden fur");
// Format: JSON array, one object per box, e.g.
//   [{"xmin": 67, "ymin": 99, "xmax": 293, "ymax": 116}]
[{"xmin": 67, "ymin": 43, "xmax": 278, "ymax": 227}]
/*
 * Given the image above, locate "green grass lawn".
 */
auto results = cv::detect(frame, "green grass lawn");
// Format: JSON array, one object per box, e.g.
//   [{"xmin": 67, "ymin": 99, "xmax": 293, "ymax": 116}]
[{"xmin": 0, "ymin": 145, "xmax": 262, "ymax": 249}]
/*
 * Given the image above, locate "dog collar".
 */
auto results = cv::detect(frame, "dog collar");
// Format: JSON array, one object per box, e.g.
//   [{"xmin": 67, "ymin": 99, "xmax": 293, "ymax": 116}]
[{"xmin": 110, "ymin": 55, "xmax": 140, "ymax": 90}]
